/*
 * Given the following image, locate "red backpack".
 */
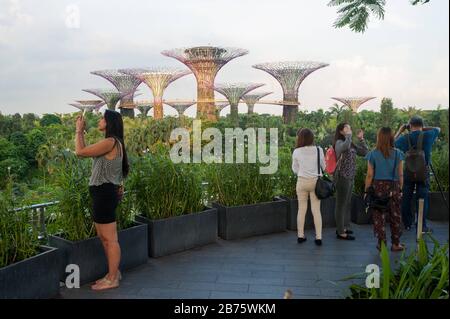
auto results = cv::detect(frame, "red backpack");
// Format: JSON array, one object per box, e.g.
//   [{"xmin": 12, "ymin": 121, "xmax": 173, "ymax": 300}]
[{"xmin": 325, "ymin": 147, "xmax": 337, "ymax": 175}]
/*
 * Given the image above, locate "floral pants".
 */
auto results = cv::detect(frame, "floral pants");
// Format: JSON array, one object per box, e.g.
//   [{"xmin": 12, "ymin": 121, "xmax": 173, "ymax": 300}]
[{"xmin": 370, "ymin": 180, "xmax": 403, "ymax": 246}]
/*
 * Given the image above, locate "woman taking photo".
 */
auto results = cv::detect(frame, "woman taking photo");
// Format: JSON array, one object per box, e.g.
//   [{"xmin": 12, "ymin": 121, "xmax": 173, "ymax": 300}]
[
  {"xmin": 333, "ymin": 123, "xmax": 368, "ymax": 240},
  {"xmin": 292, "ymin": 128, "xmax": 326, "ymax": 246},
  {"xmin": 364, "ymin": 127, "xmax": 405, "ymax": 252},
  {"xmin": 75, "ymin": 109, "xmax": 129, "ymax": 290}
]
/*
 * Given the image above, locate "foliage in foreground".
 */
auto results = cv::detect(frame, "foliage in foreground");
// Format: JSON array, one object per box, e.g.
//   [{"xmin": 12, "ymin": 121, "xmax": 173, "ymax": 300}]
[
  {"xmin": 0, "ymin": 180, "xmax": 40, "ymax": 268},
  {"xmin": 348, "ymin": 237, "xmax": 449, "ymax": 299}
]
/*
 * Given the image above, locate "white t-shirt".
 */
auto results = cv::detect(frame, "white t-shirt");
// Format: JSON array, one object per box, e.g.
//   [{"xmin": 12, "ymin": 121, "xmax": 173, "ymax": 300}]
[{"xmin": 292, "ymin": 146, "xmax": 326, "ymax": 178}]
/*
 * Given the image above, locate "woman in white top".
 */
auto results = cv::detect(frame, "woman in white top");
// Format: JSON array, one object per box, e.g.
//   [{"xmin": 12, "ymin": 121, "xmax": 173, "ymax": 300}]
[{"xmin": 292, "ymin": 128, "xmax": 326, "ymax": 246}]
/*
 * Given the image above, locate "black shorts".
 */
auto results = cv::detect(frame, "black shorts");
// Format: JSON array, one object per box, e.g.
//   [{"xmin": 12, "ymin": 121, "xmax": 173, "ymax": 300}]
[{"xmin": 89, "ymin": 183, "xmax": 119, "ymax": 224}]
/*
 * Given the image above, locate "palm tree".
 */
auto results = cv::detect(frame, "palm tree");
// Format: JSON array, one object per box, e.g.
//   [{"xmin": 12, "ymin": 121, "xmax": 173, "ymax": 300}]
[{"xmin": 401, "ymin": 106, "xmax": 422, "ymax": 119}]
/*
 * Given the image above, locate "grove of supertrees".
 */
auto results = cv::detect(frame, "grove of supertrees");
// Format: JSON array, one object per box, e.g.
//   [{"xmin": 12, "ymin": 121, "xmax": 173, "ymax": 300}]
[
  {"xmin": 161, "ymin": 46, "xmax": 248, "ymax": 122},
  {"xmin": 90, "ymin": 69, "xmax": 143, "ymax": 118},
  {"xmin": 253, "ymin": 61, "xmax": 329, "ymax": 124},
  {"xmin": 214, "ymin": 82, "xmax": 265, "ymax": 125},
  {"xmin": 164, "ymin": 101, "xmax": 196, "ymax": 117}
]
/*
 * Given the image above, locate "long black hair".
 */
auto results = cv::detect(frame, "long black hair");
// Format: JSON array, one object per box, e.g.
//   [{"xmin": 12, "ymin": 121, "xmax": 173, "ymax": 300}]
[
  {"xmin": 333, "ymin": 122, "xmax": 349, "ymax": 149},
  {"xmin": 104, "ymin": 109, "xmax": 129, "ymax": 178}
]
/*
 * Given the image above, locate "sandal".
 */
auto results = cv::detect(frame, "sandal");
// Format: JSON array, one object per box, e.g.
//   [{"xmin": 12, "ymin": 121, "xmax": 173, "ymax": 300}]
[
  {"xmin": 91, "ymin": 277, "xmax": 119, "ymax": 291},
  {"xmin": 95, "ymin": 270, "xmax": 122, "ymax": 284},
  {"xmin": 391, "ymin": 244, "xmax": 405, "ymax": 252}
]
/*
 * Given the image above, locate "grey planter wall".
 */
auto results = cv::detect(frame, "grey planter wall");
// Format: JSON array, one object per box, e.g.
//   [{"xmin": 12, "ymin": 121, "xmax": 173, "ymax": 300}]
[
  {"xmin": 135, "ymin": 208, "xmax": 218, "ymax": 258},
  {"xmin": 0, "ymin": 246, "xmax": 63, "ymax": 299},
  {"xmin": 48, "ymin": 222, "xmax": 148, "ymax": 285},
  {"xmin": 213, "ymin": 199, "xmax": 287, "ymax": 240},
  {"xmin": 428, "ymin": 192, "xmax": 449, "ymax": 221},
  {"xmin": 277, "ymin": 196, "xmax": 336, "ymax": 231},
  {"xmin": 351, "ymin": 194, "xmax": 372, "ymax": 225}
]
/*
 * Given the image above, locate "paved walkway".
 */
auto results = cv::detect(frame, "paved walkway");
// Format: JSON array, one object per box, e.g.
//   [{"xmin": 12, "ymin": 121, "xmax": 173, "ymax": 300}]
[{"xmin": 59, "ymin": 221, "xmax": 449, "ymax": 299}]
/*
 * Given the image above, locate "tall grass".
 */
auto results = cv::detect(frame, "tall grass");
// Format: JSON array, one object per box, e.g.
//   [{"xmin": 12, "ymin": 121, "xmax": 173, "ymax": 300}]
[
  {"xmin": 51, "ymin": 150, "xmax": 95, "ymax": 241},
  {"xmin": 275, "ymin": 146, "xmax": 297, "ymax": 199},
  {"xmin": 0, "ymin": 179, "xmax": 40, "ymax": 268},
  {"xmin": 128, "ymin": 151, "xmax": 204, "ymax": 220},
  {"xmin": 205, "ymin": 161, "xmax": 277, "ymax": 207},
  {"xmin": 348, "ymin": 237, "xmax": 449, "ymax": 299}
]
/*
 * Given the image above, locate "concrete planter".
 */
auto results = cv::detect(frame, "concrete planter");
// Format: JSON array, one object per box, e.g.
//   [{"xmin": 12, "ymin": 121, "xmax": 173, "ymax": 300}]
[
  {"xmin": 428, "ymin": 192, "xmax": 449, "ymax": 221},
  {"xmin": 277, "ymin": 196, "xmax": 336, "ymax": 231},
  {"xmin": 135, "ymin": 208, "xmax": 218, "ymax": 258},
  {"xmin": 212, "ymin": 199, "xmax": 287, "ymax": 240},
  {"xmin": 48, "ymin": 222, "xmax": 148, "ymax": 285},
  {"xmin": 351, "ymin": 194, "xmax": 372, "ymax": 225},
  {"xmin": 0, "ymin": 246, "xmax": 63, "ymax": 299}
]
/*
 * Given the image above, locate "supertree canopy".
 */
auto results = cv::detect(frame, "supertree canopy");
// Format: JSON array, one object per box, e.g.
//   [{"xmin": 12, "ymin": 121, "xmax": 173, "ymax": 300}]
[
  {"xmin": 69, "ymin": 101, "xmax": 105, "ymax": 113},
  {"xmin": 164, "ymin": 101, "xmax": 196, "ymax": 117},
  {"xmin": 214, "ymin": 82, "xmax": 264, "ymax": 124},
  {"xmin": 242, "ymin": 92, "xmax": 273, "ymax": 115},
  {"xmin": 82, "ymin": 88, "xmax": 127, "ymax": 111},
  {"xmin": 253, "ymin": 61, "xmax": 329, "ymax": 124},
  {"xmin": 161, "ymin": 46, "xmax": 248, "ymax": 121},
  {"xmin": 119, "ymin": 68, "xmax": 191, "ymax": 120},
  {"xmin": 331, "ymin": 97, "xmax": 376, "ymax": 113},
  {"xmin": 91, "ymin": 69, "xmax": 143, "ymax": 118}
]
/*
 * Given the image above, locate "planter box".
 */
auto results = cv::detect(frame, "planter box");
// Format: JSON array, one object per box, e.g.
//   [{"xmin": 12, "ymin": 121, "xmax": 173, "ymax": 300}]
[
  {"xmin": 135, "ymin": 208, "xmax": 218, "ymax": 258},
  {"xmin": 0, "ymin": 246, "xmax": 63, "ymax": 299},
  {"xmin": 351, "ymin": 194, "xmax": 372, "ymax": 225},
  {"xmin": 48, "ymin": 222, "xmax": 148, "ymax": 285},
  {"xmin": 213, "ymin": 199, "xmax": 287, "ymax": 240},
  {"xmin": 277, "ymin": 196, "xmax": 336, "ymax": 231},
  {"xmin": 428, "ymin": 192, "xmax": 449, "ymax": 221}
]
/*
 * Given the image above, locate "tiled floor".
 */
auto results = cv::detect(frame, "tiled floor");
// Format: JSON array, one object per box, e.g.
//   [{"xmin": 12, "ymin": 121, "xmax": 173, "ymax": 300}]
[{"xmin": 59, "ymin": 221, "xmax": 449, "ymax": 299}]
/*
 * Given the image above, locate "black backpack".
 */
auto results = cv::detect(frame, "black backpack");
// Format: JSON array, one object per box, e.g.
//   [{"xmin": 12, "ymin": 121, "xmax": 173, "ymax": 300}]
[{"xmin": 405, "ymin": 132, "xmax": 427, "ymax": 182}]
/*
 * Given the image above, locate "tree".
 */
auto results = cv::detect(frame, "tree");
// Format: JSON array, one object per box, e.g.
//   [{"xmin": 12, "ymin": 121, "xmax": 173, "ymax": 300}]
[
  {"xmin": 328, "ymin": 0, "xmax": 431, "ymax": 33},
  {"xmin": 379, "ymin": 98, "xmax": 396, "ymax": 128},
  {"xmin": 40, "ymin": 114, "xmax": 62, "ymax": 127}
]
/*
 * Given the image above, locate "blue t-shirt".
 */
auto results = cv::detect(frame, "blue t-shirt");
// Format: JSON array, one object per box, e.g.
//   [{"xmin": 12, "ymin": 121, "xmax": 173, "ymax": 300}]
[
  {"xmin": 365, "ymin": 149, "xmax": 405, "ymax": 181},
  {"xmin": 395, "ymin": 129, "xmax": 440, "ymax": 165}
]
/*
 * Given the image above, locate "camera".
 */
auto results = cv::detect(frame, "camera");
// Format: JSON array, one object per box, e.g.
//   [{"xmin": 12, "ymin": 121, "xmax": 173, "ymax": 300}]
[{"xmin": 405, "ymin": 124, "xmax": 411, "ymax": 131}]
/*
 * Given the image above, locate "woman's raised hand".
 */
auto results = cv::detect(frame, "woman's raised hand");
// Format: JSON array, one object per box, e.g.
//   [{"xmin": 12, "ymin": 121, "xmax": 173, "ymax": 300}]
[{"xmin": 76, "ymin": 116, "xmax": 86, "ymax": 133}]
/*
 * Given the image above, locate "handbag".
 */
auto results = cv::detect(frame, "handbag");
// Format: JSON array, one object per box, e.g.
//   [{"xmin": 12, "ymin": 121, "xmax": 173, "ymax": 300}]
[
  {"xmin": 365, "ymin": 150, "xmax": 398, "ymax": 211},
  {"xmin": 315, "ymin": 146, "xmax": 335, "ymax": 199}
]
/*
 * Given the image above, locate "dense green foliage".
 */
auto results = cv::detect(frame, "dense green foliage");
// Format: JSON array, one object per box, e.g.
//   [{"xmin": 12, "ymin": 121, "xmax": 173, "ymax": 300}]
[{"xmin": 348, "ymin": 236, "xmax": 448, "ymax": 299}]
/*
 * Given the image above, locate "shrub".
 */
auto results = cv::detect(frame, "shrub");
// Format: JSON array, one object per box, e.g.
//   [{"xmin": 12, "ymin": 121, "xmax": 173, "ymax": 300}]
[
  {"xmin": 128, "ymin": 152, "xmax": 204, "ymax": 220},
  {"xmin": 0, "ymin": 179, "xmax": 40, "ymax": 268},
  {"xmin": 430, "ymin": 146, "xmax": 449, "ymax": 192},
  {"xmin": 347, "ymin": 236, "xmax": 449, "ymax": 299},
  {"xmin": 205, "ymin": 161, "xmax": 277, "ymax": 207},
  {"xmin": 275, "ymin": 146, "xmax": 297, "ymax": 198}
]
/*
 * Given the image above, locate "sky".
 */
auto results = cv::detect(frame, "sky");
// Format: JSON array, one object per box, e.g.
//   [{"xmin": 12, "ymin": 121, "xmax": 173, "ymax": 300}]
[{"xmin": 0, "ymin": 0, "xmax": 448, "ymax": 117}]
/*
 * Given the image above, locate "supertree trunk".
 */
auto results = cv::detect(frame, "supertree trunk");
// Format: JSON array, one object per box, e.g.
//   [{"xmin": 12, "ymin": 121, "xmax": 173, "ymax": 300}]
[
  {"xmin": 153, "ymin": 96, "xmax": 164, "ymax": 120},
  {"xmin": 283, "ymin": 93, "xmax": 299, "ymax": 124},
  {"xmin": 197, "ymin": 80, "xmax": 217, "ymax": 121}
]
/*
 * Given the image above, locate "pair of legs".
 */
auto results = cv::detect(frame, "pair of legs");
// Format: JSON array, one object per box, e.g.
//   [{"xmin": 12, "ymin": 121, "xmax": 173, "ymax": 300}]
[
  {"xmin": 371, "ymin": 180, "xmax": 404, "ymax": 251},
  {"xmin": 296, "ymin": 177, "xmax": 322, "ymax": 240},
  {"xmin": 91, "ymin": 222, "xmax": 121, "ymax": 290},
  {"xmin": 401, "ymin": 175, "xmax": 430, "ymax": 230},
  {"xmin": 334, "ymin": 175, "xmax": 353, "ymax": 238}
]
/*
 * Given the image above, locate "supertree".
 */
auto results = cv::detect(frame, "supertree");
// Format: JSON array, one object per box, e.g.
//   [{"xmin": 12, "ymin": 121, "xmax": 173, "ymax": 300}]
[
  {"xmin": 331, "ymin": 97, "xmax": 376, "ymax": 113},
  {"xmin": 119, "ymin": 68, "xmax": 191, "ymax": 120},
  {"xmin": 69, "ymin": 101, "xmax": 105, "ymax": 113},
  {"xmin": 214, "ymin": 83, "xmax": 264, "ymax": 124},
  {"xmin": 132, "ymin": 101, "xmax": 154, "ymax": 118},
  {"xmin": 161, "ymin": 46, "xmax": 248, "ymax": 121},
  {"xmin": 253, "ymin": 61, "xmax": 329, "ymax": 124},
  {"xmin": 165, "ymin": 101, "xmax": 196, "ymax": 117},
  {"xmin": 82, "ymin": 88, "xmax": 128, "ymax": 111},
  {"xmin": 215, "ymin": 101, "xmax": 230, "ymax": 117},
  {"xmin": 242, "ymin": 92, "xmax": 273, "ymax": 114},
  {"xmin": 90, "ymin": 69, "xmax": 143, "ymax": 118}
]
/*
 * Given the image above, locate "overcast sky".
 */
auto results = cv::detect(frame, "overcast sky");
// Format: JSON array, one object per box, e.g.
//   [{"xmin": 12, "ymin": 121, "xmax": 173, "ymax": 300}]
[{"xmin": 0, "ymin": 0, "xmax": 448, "ymax": 117}]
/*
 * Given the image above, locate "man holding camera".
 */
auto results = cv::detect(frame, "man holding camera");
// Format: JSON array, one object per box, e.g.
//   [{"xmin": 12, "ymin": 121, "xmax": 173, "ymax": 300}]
[{"xmin": 394, "ymin": 116, "xmax": 441, "ymax": 233}]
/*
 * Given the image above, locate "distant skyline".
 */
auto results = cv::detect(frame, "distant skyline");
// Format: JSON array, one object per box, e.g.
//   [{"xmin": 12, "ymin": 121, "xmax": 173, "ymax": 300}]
[{"xmin": 0, "ymin": 0, "xmax": 448, "ymax": 117}]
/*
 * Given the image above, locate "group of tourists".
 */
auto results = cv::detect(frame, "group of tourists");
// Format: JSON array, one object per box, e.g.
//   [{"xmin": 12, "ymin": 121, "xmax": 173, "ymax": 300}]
[
  {"xmin": 74, "ymin": 109, "xmax": 440, "ymax": 291},
  {"xmin": 291, "ymin": 116, "xmax": 440, "ymax": 251}
]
